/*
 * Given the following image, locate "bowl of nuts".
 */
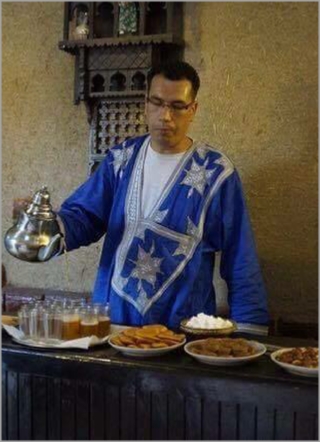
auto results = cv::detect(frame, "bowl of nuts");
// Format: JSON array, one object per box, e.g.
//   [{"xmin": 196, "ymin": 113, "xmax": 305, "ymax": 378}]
[{"xmin": 270, "ymin": 347, "xmax": 318, "ymax": 377}]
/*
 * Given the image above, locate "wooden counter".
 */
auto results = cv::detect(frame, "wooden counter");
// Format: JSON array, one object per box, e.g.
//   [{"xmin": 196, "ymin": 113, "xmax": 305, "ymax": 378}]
[{"xmin": 2, "ymin": 331, "xmax": 318, "ymax": 440}]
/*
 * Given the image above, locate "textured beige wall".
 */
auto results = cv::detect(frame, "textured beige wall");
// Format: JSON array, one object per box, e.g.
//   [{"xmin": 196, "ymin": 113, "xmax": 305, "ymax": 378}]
[{"xmin": 2, "ymin": 2, "xmax": 318, "ymax": 324}]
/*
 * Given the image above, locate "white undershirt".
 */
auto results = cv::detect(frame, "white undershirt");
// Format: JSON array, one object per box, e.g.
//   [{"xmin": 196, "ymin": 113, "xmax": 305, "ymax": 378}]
[{"xmin": 141, "ymin": 143, "xmax": 185, "ymax": 218}]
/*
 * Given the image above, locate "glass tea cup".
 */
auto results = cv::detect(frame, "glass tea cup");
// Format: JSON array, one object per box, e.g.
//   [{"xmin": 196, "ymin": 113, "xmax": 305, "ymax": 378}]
[
  {"xmin": 43, "ymin": 308, "xmax": 62, "ymax": 342},
  {"xmin": 79, "ymin": 307, "xmax": 99, "ymax": 338},
  {"xmin": 18, "ymin": 304, "xmax": 31, "ymax": 337},
  {"xmin": 93, "ymin": 303, "xmax": 111, "ymax": 338},
  {"xmin": 61, "ymin": 307, "xmax": 81, "ymax": 341}
]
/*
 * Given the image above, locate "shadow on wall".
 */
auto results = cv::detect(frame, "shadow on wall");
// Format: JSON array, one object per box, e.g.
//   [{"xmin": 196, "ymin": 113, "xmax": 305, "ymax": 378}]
[{"xmin": 243, "ymin": 86, "xmax": 317, "ymax": 325}]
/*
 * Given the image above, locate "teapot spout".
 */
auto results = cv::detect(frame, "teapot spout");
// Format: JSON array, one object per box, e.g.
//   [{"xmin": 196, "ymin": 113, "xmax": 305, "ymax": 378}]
[{"xmin": 38, "ymin": 233, "xmax": 64, "ymax": 262}]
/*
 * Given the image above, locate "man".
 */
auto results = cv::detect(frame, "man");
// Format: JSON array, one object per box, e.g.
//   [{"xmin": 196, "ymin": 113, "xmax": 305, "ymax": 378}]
[{"xmin": 58, "ymin": 61, "xmax": 269, "ymax": 330}]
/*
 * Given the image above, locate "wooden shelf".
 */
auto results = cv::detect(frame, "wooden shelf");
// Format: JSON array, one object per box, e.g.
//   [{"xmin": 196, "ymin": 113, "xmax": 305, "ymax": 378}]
[
  {"xmin": 59, "ymin": 33, "xmax": 183, "ymax": 54},
  {"xmin": 89, "ymin": 90, "xmax": 145, "ymax": 98}
]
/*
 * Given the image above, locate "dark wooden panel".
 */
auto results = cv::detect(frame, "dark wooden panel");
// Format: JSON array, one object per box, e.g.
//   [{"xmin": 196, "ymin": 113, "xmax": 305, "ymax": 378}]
[
  {"xmin": 90, "ymin": 382, "xmax": 105, "ymax": 440},
  {"xmin": 75, "ymin": 381, "xmax": 90, "ymax": 440},
  {"xmin": 295, "ymin": 411, "xmax": 316, "ymax": 440},
  {"xmin": 120, "ymin": 386, "xmax": 136, "ymax": 440},
  {"xmin": 2, "ymin": 331, "xmax": 318, "ymax": 441},
  {"xmin": 220, "ymin": 401, "xmax": 238, "ymax": 440},
  {"xmin": 18, "ymin": 373, "xmax": 32, "ymax": 440},
  {"xmin": 185, "ymin": 396, "xmax": 202, "ymax": 440},
  {"xmin": 167, "ymin": 391, "xmax": 185, "ymax": 440},
  {"xmin": 61, "ymin": 379, "xmax": 76, "ymax": 440},
  {"xmin": 256, "ymin": 406, "xmax": 276, "ymax": 440},
  {"xmin": 274, "ymin": 409, "xmax": 295, "ymax": 440},
  {"xmin": 7, "ymin": 371, "xmax": 18, "ymax": 440},
  {"xmin": 33, "ymin": 375, "xmax": 48, "ymax": 440},
  {"xmin": 47, "ymin": 378, "xmax": 61, "ymax": 440},
  {"xmin": 238, "ymin": 403, "xmax": 257, "ymax": 440},
  {"xmin": 314, "ymin": 413, "xmax": 318, "ymax": 440},
  {"xmin": 2, "ymin": 370, "xmax": 7, "ymax": 440},
  {"xmin": 105, "ymin": 385, "xmax": 120, "ymax": 440},
  {"xmin": 136, "ymin": 390, "xmax": 151, "ymax": 440},
  {"xmin": 202, "ymin": 399, "xmax": 219, "ymax": 440},
  {"xmin": 151, "ymin": 392, "xmax": 168, "ymax": 440}
]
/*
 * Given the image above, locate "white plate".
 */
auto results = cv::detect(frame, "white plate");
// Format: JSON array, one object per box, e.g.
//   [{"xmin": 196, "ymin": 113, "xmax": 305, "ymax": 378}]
[
  {"xmin": 108, "ymin": 335, "xmax": 186, "ymax": 357},
  {"xmin": 11, "ymin": 325, "xmax": 128, "ymax": 350},
  {"xmin": 184, "ymin": 339, "xmax": 266, "ymax": 366},
  {"xmin": 270, "ymin": 348, "xmax": 319, "ymax": 377}
]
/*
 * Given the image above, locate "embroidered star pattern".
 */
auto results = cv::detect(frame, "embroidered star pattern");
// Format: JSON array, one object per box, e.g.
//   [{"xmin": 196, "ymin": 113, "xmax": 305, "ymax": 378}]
[
  {"xmin": 180, "ymin": 158, "xmax": 216, "ymax": 198},
  {"xmin": 186, "ymin": 217, "xmax": 198, "ymax": 237},
  {"xmin": 111, "ymin": 144, "xmax": 135, "ymax": 175},
  {"xmin": 197, "ymin": 145, "xmax": 210, "ymax": 160},
  {"xmin": 173, "ymin": 239, "xmax": 190, "ymax": 257},
  {"xmin": 154, "ymin": 209, "xmax": 169, "ymax": 224},
  {"xmin": 129, "ymin": 242, "xmax": 163, "ymax": 290},
  {"xmin": 136, "ymin": 287, "xmax": 149, "ymax": 311}
]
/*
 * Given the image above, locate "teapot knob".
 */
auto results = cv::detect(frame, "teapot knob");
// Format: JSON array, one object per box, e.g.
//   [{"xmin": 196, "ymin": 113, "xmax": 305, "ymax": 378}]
[
  {"xmin": 33, "ymin": 186, "xmax": 50, "ymax": 205},
  {"xmin": 26, "ymin": 187, "xmax": 56, "ymax": 220}
]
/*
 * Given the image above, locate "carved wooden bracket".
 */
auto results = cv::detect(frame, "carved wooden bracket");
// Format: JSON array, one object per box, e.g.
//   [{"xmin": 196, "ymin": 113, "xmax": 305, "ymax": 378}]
[{"xmin": 59, "ymin": 2, "xmax": 184, "ymax": 174}]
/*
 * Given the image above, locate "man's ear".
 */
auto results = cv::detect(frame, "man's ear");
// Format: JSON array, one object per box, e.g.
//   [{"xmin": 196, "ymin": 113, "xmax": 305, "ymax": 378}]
[
  {"xmin": 189, "ymin": 100, "xmax": 198, "ymax": 122},
  {"xmin": 193, "ymin": 100, "xmax": 199, "ymax": 114}
]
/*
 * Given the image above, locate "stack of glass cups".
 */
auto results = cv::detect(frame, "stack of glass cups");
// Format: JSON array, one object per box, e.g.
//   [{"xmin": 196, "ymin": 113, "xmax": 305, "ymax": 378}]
[
  {"xmin": 18, "ymin": 301, "xmax": 63, "ymax": 343},
  {"xmin": 17, "ymin": 300, "xmax": 111, "ymax": 342}
]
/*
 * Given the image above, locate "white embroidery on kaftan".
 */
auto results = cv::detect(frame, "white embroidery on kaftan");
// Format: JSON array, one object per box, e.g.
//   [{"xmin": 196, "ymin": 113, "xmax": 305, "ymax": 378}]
[
  {"xmin": 153, "ymin": 209, "xmax": 169, "ymax": 224},
  {"xmin": 197, "ymin": 145, "xmax": 210, "ymax": 160},
  {"xmin": 129, "ymin": 242, "xmax": 163, "ymax": 289},
  {"xmin": 180, "ymin": 158, "xmax": 216, "ymax": 198},
  {"xmin": 172, "ymin": 239, "xmax": 191, "ymax": 257},
  {"xmin": 186, "ymin": 217, "xmax": 198, "ymax": 237},
  {"xmin": 110, "ymin": 143, "xmax": 135, "ymax": 175},
  {"xmin": 136, "ymin": 287, "xmax": 149, "ymax": 312},
  {"xmin": 135, "ymin": 224, "xmax": 146, "ymax": 241},
  {"xmin": 112, "ymin": 140, "xmax": 235, "ymax": 316}
]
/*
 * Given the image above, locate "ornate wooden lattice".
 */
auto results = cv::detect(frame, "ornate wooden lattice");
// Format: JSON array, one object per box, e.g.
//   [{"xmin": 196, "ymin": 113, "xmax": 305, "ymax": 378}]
[
  {"xmin": 59, "ymin": 2, "xmax": 184, "ymax": 175},
  {"xmin": 89, "ymin": 99, "xmax": 148, "ymax": 174}
]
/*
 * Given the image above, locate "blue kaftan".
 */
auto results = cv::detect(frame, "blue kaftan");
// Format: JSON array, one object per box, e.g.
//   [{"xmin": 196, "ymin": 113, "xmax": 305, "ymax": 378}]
[{"xmin": 58, "ymin": 134, "xmax": 269, "ymax": 328}]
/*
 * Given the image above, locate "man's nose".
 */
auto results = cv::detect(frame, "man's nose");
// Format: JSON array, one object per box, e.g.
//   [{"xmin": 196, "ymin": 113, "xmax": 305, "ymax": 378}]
[{"xmin": 159, "ymin": 105, "xmax": 173, "ymax": 121}]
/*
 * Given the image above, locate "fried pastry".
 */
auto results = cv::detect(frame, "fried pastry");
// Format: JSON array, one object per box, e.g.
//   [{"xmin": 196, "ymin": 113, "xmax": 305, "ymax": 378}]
[
  {"xmin": 111, "ymin": 325, "xmax": 185, "ymax": 349},
  {"xmin": 276, "ymin": 347, "xmax": 318, "ymax": 369},
  {"xmin": 189, "ymin": 337, "xmax": 258, "ymax": 358}
]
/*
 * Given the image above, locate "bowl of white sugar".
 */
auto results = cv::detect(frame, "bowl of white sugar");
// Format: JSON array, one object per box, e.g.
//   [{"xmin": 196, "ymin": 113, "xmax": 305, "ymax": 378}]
[{"xmin": 180, "ymin": 313, "xmax": 237, "ymax": 337}]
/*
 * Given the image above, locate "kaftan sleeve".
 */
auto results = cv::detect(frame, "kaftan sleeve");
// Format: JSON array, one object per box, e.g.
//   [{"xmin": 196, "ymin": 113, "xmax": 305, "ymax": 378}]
[
  {"xmin": 57, "ymin": 154, "xmax": 115, "ymax": 252},
  {"xmin": 219, "ymin": 170, "xmax": 270, "ymax": 326}
]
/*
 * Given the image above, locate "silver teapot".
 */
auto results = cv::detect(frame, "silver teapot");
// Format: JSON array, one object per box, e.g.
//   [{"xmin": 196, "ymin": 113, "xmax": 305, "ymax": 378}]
[{"xmin": 4, "ymin": 187, "xmax": 63, "ymax": 262}]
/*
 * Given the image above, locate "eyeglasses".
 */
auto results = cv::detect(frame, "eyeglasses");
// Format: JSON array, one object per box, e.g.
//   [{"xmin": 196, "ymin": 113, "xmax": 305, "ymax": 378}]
[{"xmin": 146, "ymin": 96, "xmax": 195, "ymax": 115}]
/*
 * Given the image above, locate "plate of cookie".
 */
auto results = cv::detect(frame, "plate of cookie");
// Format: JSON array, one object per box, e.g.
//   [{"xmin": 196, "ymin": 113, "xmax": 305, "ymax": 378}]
[
  {"xmin": 184, "ymin": 337, "xmax": 266, "ymax": 366},
  {"xmin": 108, "ymin": 324, "xmax": 186, "ymax": 357},
  {"xmin": 270, "ymin": 347, "xmax": 318, "ymax": 377}
]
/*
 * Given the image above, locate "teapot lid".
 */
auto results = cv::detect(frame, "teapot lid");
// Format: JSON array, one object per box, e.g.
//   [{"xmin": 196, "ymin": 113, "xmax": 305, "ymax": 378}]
[{"xmin": 25, "ymin": 186, "xmax": 56, "ymax": 220}]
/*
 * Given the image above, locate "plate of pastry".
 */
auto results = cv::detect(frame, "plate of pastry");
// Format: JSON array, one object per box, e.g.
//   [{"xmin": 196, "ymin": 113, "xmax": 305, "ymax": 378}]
[
  {"xmin": 270, "ymin": 347, "xmax": 318, "ymax": 377},
  {"xmin": 184, "ymin": 337, "xmax": 266, "ymax": 366},
  {"xmin": 108, "ymin": 324, "xmax": 186, "ymax": 357}
]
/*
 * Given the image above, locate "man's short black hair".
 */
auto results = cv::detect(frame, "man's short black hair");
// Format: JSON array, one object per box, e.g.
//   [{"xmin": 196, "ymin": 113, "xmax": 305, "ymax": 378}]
[{"xmin": 147, "ymin": 61, "xmax": 200, "ymax": 99}]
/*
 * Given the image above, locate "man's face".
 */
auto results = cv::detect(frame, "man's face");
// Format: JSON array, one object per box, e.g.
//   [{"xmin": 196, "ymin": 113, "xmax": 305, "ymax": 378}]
[{"xmin": 145, "ymin": 74, "xmax": 198, "ymax": 150}]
